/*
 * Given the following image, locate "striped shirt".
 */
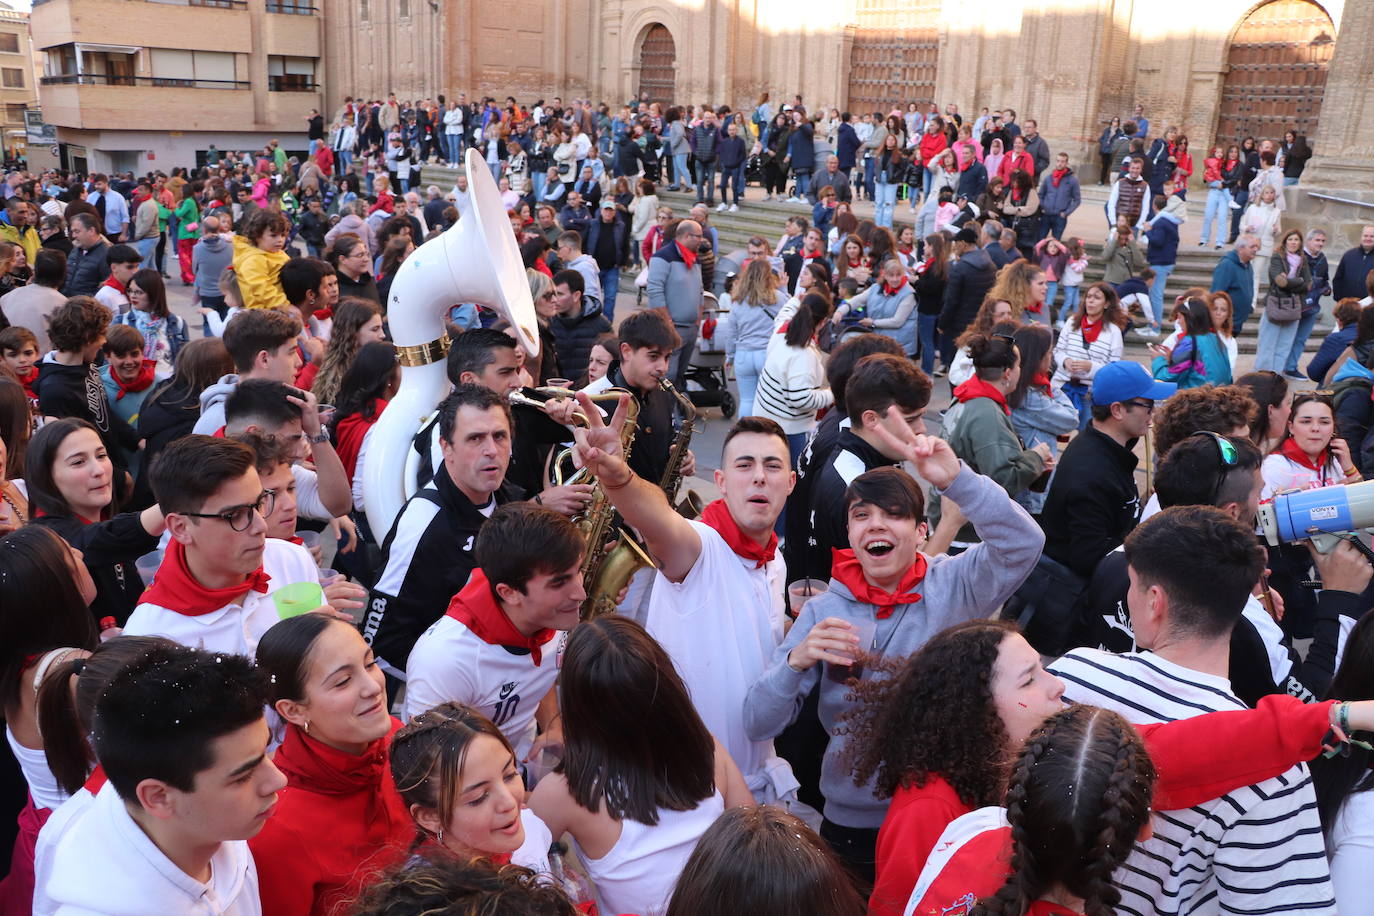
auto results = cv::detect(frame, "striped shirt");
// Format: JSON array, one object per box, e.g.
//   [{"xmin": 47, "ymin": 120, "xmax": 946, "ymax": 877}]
[{"xmin": 1048, "ymin": 648, "xmax": 1335, "ymax": 916}]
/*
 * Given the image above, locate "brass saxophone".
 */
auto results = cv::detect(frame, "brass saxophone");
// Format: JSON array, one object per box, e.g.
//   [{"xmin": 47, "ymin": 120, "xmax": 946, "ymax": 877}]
[
  {"xmin": 658, "ymin": 378, "xmax": 703, "ymax": 519},
  {"xmin": 544, "ymin": 388, "xmax": 655, "ymax": 619}
]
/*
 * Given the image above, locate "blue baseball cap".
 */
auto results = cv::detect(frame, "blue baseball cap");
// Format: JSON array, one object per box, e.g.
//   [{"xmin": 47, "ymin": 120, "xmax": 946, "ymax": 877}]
[{"xmin": 1091, "ymin": 361, "xmax": 1177, "ymax": 405}]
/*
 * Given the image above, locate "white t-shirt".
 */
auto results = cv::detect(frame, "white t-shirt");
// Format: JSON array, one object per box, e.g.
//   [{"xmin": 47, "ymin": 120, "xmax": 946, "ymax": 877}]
[
  {"xmin": 644, "ymin": 521, "xmax": 796, "ymax": 802},
  {"xmin": 123, "ymin": 539, "xmax": 321, "ymax": 656},
  {"xmin": 1329, "ymin": 787, "xmax": 1374, "ymax": 916},
  {"xmin": 1261, "ymin": 451, "xmax": 1345, "ymax": 501},
  {"xmin": 37, "ymin": 782, "xmax": 261, "ymax": 916},
  {"xmin": 94, "ymin": 284, "xmax": 129, "ymax": 316},
  {"xmin": 1049, "ymin": 648, "xmax": 1336, "ymax": 916},
  {"xmin": 403, "ymin": 614, "xmax": 566, "ymax": 761},
  {"xmin": 292, "ymin": 463, "xmax": 333, "ymax": 522}
]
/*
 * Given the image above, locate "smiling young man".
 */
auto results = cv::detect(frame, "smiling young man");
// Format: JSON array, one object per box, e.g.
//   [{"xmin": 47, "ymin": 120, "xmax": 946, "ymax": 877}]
[
  {"xmin": 124, "ymin": 435, "xmax": 321, "ymax": 655},
  {"xmin": 572, "ymin": 407, "xmax": 795, "ymax": 805},
  {"xmin": 404, "ymin": 503, "xmax": 582, "ymax": 761},
  {"xmin": 194, "ymin": 308, "xmax": 304, "ymax": 435},
  {"xmin": 366, "ymin": 385, "xmax": 520, "ymax": 683},
  {"xmin": 745, "ymin": 423, "xmax": 1043, "ymax": 882},
  {"xmin": 36, "ymin": 643, "xmax": 286, "ymax": 916}
]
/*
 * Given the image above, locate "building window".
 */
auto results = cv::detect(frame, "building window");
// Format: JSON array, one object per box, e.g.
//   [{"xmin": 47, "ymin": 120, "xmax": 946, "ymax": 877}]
[
  {"xmin": 4, "ymin": 104, "xmax": 23, "ymax": 125},
  {"xmin": 149, "ymin": 49, "xmax": 238, "ymax": 88},
  {"xmin": 1, "ymin": 68, "xmax": 22, "ymax": 89},
  {"xmin": 268, "ymin": 55, "xmax": 317, "ymax": 92},
  {"xmin": 0, "ymin": 33, "xmax": 19, "ymax": 55},
  {"xmin": 398, "ymin": 0, "xmax": 409, "ymax": 17},
  {"xmin": 359, "ymin": 0, "xmax": 368, "ymax": 20},
  {"xmin": 266, "ymin": 0, "xmax": 315, "ymax": 13}
]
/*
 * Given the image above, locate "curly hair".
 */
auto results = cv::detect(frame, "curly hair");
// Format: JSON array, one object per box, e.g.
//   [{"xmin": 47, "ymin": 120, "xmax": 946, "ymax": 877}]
[
  {"xmin": 987, "ymin": 260, "xmax": 1045, "ymax": 314},
  {"xmin": 48, "ymin": 296, "xmax": 112, "ymax": 354},
  {"xmin": 310, "ymin": 297, "xmax": 381, "ymax": 407},
  {"xmin": 347, "ymin": 852, "xmax": 578, "ymax": 916},
  {"xmin": 972, "ymin": 705, "xmax": 1155, "ymax": 916},
  {"xmin": 846, "ymin": 620, "xmax": 1016, "ymax": 807},
  {"xmin": 1151, "ymin": 384, "xmax": 1259, "ymax": 460},
  {"xmin": 956, "ymin": 296, "xmax": 1022, "ymax": 349}
]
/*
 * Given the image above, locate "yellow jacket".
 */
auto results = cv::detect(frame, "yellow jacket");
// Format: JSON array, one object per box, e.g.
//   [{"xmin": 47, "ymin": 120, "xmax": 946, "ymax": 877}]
[
  {"xmin": 0, "ymin": 220, "xmax": 39, "ymax": 266},
  {"xmin": 232, "ymin": 234, "xmax": 289, "ymax": 309}
]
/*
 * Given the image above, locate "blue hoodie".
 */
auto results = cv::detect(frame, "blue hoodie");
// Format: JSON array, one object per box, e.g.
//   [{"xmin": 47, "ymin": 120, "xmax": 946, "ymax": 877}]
[{"xmin": 1145, "ymin": 211, "xmax": 1180, "ymax": 266}]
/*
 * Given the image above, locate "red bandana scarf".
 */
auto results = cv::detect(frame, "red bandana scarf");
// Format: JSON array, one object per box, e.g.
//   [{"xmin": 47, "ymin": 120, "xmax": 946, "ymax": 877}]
[
  {"xmin": 676, "ymin": 241, "xmax": 698, "ymax": 269},
  {"xmin": 1032, "ymin": 372, "xmax": 1053, "ymax": 394},
  {"xmin": 446, "ymin": 569, "xmax": 556, "ymax": 666},
  {"xmin": 14, "ymin": 365, "xmax": 37, "ymax": 400},
  {"xmin": 952, "ymin": 376, "xmax": 1010, "ymax": 415},
  {"xmin": 139, "ymin": 539, "xmax": 272, "ymax": 616},
  {"xmin": 882, "ymin": 280, "xmax": 906, "ymax": 297},
  {"xmin": 1280, "ymin": 437, "xmax": 1331, "ymax": 476},
  {"xmin": 1080, "ymin": 316, "xmax": 1103, "ymax": 345},
  {"xmin": 830, "ymin": 548, "xmax": 927, "ymax": 618},
  {"xmin": 1051, "ymin": 168, "xmax": 1068, "ymax": 188},
  {"xmin": 112, "ymin": 359, "xmax": 157, "ymax": 400},
  {"xmin": 701, "ymin": 498, "xmax": 775, "ymax": 568}
]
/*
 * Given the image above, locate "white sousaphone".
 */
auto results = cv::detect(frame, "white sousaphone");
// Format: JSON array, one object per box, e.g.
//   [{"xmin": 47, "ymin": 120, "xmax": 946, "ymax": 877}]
[{"xmin": 363, "ymin": 148, "xmax": 539, "ymax": 538}]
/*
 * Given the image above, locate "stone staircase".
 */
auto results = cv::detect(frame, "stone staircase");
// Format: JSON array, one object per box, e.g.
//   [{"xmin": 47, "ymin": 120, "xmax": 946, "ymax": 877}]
[{"xmin": 651, "ymin": 187, "xmax": 1323, "ymax": 357}]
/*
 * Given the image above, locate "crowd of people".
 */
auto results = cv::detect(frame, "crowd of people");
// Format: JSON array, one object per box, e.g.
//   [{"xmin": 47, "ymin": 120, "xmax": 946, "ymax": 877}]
[{"xmin": 0, "ymin": 87, "xmax": 1369, "ymax": 916}]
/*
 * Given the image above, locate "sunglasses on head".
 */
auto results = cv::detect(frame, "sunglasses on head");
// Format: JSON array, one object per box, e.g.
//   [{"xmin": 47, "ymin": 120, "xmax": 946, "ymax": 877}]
[
  {"xmin": 1292, "ymin": 390, "xmax": 1335, "ymax": 410},
  {"xmin": 1192, "ymin": 431, "xmax": 1240, "ymax": 507}
]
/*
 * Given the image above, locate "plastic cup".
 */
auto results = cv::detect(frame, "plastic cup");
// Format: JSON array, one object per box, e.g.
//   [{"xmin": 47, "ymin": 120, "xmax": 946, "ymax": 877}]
[
  {"xmin": 828, "ymin": 616, "xmax": 878, "ymax": 683},
  {"xmin": 135, "ymin": 550, "xmax": 163, "ymax": 587},
  {"xmin": 272, "ymin": 582, "xmax": 326, "ymax": 620},
  {"xmin": 524, "ymin": 747, "xmax": 562, "ymax": 787},
  {"xmin": 787, "ymin": 578, "xmax": 829, "ymax": 615},
  {"xmin": 544, "ymin": 378, "xmax": 572, "ymax": 389},
  {"xmin": 318, "ymin": 568, "xmax": 342, "ymax": 587},
  {"xmin": 295, "ymin": 530, "xmax": 321, "ymax": 550}
]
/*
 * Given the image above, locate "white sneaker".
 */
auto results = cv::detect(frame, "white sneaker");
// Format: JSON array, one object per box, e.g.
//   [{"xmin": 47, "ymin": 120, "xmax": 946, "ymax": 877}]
[
  {"xmin": 786, "ymin": 196, "xmax": 802, "ymax": 204},
  {"xmin": 728, "ymin": 203, "xmax": 739, "ymax": 212},
  {"xmin": 762, "ymin": 194, "xmax": 773, "ymax": 202},
  {"xmin": 716, "ymin": 202, "xmax": 727, "ymax": 212},
  {"xmin": 1228, "ymin": 200, "xmax": 1241, "ymax": 210}
]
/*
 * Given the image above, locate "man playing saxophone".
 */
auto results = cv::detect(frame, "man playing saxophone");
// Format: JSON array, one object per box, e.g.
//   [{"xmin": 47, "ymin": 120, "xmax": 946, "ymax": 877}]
[{"xmin": 570, "ymin": 395, "xmax": 800, "ymax": 807}]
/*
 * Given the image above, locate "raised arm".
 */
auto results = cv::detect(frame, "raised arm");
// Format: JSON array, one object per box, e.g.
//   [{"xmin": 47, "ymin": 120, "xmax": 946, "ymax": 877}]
[{"xmin": 572, "ymin": 391, "xmax": 702, "ymax": 581}]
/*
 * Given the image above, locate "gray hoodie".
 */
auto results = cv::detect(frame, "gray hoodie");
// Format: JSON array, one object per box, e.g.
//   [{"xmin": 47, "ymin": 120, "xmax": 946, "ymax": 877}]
[
  {"xmin": 719, "ymin": 290, "xmax": 791, "ymax": 360},
  {"xmin": 192, "ymin": 373, "xmax": 239, "ymax": 435},
  {"xmin": 744, "ymin": 465, "xmax": 1044, "ymax": 828},
  {"xmin": 191, "ymin": 233, "xmax": 233, "ymax": 298}
]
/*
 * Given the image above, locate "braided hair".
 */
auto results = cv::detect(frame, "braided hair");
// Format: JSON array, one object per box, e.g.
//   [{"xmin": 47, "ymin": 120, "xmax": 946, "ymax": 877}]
[{"xmin": 973, "ymin": 705, "xmax": 1156, "ymax": 916}]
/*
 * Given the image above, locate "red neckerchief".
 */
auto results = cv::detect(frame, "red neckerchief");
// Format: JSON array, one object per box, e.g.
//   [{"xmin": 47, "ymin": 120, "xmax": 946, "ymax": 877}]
[
  {"xmin": 1080, "ymin": 316, "xmax": 1103, "ymax": 345},
  {"xmin": 99, "ymin": 275, "xmax": 126, "ymax": 295},
  {"xmin": 312, "ymin": 307, "xmax": 333, "ymax": 321},
  {"xmin": 847, "ymin": 259, "xmax": 863, "ymax": 269},
  {"xmin": 445, "ymin": 569, "xmax": 556, "ymax": 666},
  {"xmin": 953, "ymin": 376, "xmax": 1010, "ymax": 415},
  {"xmin": 1051, "ymin": 168, "xmax": 1068, "ymax": 188},
  {"xmin": 1280, "ymin": 437, "xmax": 1331, "ymax": 476},
  {"xmin": 139, "ymin": 538, "xmax": 272, "ymax": 616},
  {"xmin": 1225, "ymin": 157, "xmax": 1239, "ymax": 170},
  {"xmin": 14, "ymin": 365, "xmax": 37, "ymax": 400},
  {"xmin": 676, "ymin": 241, "xmax": 697, "ymax": 269},
  {"xmin": 830, "ymin": 548, "xmax": 927, "ymax": 618},
  {"xmin": 1032, "ymin": 372, "xmax": 1052, "ymax": 394},
  {"xmin": 112, "ymin": 359, "xmax": 156, "ymax": 400},
  {"xmin": 701, "ymin": 498, "xmax": 775, "ymax": 568},
  {"xmin": 882, "ymin": 280, "xmax": 906, "ymax": 296}
]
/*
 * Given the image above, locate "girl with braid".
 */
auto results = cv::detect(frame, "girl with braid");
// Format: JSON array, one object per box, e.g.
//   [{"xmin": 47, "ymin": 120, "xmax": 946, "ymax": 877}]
[{"xmin": 850, "ymin": 620, "xmax": 1374, "ymax": 916}]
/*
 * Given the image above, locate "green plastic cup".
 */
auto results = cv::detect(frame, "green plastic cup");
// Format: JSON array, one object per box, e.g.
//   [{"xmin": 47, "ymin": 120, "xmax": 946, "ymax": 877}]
[{"xmin": 272, "ymin": 582, "xmax": 326, "ymax": 620}]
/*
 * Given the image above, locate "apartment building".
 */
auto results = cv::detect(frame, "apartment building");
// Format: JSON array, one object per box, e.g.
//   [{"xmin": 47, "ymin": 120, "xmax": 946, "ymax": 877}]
[
  {"xmin": 32, "ymin": 0, "xmax": 324, "ymax": 175},
  {"xmin": 0, "ymin": 2, "xmax": 37, "ymax": 165}
]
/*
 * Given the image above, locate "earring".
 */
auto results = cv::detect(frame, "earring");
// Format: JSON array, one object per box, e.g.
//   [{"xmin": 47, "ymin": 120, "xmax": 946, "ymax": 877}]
[
  {"xmin": 437, "ymin": 828, "xmax": 443, "ymax": 844},
  {"xmin": 303, "ymin": 720, "xmax": 310, "ymax": 734}
]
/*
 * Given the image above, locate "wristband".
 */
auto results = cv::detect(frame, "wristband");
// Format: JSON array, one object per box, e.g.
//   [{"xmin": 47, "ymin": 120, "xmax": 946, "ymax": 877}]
[{"xmin": 602, "ymin": 468, "xmax": 634, "ymax": 491}]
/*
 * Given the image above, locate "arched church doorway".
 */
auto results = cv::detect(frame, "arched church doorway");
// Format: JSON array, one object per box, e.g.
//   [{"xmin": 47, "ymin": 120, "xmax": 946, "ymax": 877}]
[
  {"xmin": 846, "ymin": 0, "xmax": 940, "ymax": 115},
  {"xmin": 637, "ymin": 24, "xmax": 676, "ymax": 107},
  {"xmin": 1214, "ymin": 0, "xmax": 1335, "ymax": 143}
]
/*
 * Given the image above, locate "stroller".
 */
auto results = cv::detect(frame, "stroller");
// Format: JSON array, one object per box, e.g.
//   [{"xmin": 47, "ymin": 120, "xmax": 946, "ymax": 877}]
[{"xmin": 683, "ymin": 291, "xmax": 737, "ymax": 418}]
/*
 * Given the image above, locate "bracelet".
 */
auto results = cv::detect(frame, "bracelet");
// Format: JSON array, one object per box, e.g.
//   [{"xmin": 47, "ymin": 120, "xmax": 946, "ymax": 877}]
[
  {"xmin": 601, "ymin": 469, "xmax": 634, "ymax": 491},
  {"xmin": 1340, "ymin": 701, "xmax": 1352, "ymax": 736}
]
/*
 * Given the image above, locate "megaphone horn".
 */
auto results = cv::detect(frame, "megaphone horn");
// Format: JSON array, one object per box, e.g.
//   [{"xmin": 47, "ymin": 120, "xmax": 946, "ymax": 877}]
[{"xmin": 363, "ymin": 148, "xmax": 539, "ymax": 539}]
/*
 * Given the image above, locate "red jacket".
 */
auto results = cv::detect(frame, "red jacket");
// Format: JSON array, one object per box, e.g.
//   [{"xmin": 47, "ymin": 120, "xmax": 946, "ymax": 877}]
[
  {"xmin": 997, "ymin": 149, "xmax": 1035, "ymax": 185},
  {"xmin": 249, "ymin": 718, "xmax": 412, "ymax": 916},
  {"xmin": 874, "ymin": 695, "xmax": 1342, "ymax": 916},
  {"xmin": 918, "ymin": 132, "xmax": 948, "ymax": 167}
]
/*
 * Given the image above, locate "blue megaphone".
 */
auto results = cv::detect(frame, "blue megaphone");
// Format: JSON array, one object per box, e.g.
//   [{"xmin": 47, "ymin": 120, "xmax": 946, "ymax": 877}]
[{"xmin": 1257, "ymin": 479, "xmax": 1374, "ymax": 551}]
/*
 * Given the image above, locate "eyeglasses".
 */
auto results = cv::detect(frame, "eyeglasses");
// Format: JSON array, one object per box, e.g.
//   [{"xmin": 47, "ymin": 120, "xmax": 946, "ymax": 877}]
[
  {"xmin": 1122, "ymin": 399, "xmax": 1155, "ymax": 412},
  {"xmin": 180, "ymin": 489, "xmax": 276, "ymax": 532},
  {"xmin": 1194, "ymin": 432, "xmax": 1240, "ymax": 507},
  {"xmin": 1292, "ymin": 390, "xmax": 1335, "ymax": 410}
]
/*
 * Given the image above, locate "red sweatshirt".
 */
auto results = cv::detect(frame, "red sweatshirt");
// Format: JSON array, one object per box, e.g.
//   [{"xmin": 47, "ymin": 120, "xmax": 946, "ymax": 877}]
[
  {"xmin": 872, "ymin": 695, "xmax": 1341, "ymax": 916},
  {"xmin": 250, "ymin": 718, "xmax": 412, "ymax": 916}
]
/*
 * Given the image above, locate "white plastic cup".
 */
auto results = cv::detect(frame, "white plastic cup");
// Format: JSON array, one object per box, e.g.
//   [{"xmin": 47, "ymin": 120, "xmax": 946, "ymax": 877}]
[
  {"xmin": 828, "ymin": 616, "xmax": 878, "ymax": 683},
  {"xmin": 787, "ymin": 578, "xmax": 829, "ymax": 615},
  {"xmin": 135, "ymin": 550, "xmax": 163, "ymax": 588}
]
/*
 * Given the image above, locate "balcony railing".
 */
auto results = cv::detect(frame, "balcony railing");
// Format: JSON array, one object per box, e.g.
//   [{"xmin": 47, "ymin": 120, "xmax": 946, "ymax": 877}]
[
  {"xmin": 268, "ymin": 76, "xmax": 318, "ymax": 92},
  {"xmin": 266, "ymin": 2, "xmax": 318, "ymax": 13},
  {"xmin": 41, "ymin": 73, "xmax": 250, "ymax": 89},
  {"xmin": 34, "ymin": 0, "xmax": 247, "ymax": 6}
]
